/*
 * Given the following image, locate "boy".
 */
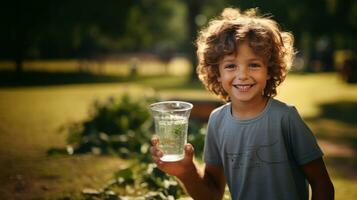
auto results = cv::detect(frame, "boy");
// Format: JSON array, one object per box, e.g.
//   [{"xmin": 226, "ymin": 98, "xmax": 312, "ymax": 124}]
[{"xmin": 151, "ymin": 7, "xmax": 334, "ymax": 200}]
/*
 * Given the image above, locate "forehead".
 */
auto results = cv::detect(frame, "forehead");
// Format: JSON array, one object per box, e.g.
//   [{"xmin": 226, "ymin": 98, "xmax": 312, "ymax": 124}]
[{"xmin": 221, "ymin": 42, "xmax": 264, "ymax": 62}]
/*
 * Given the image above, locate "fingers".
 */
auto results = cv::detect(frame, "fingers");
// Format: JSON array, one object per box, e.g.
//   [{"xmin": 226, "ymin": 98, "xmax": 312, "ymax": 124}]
[
  {"xmin": 151, "ymin": 151, "xmax": 163, "ymax": 166},
  {"xmin": 184, "ymin": 143, "xmax": 194, "ymax": 160},
  {"xmin": 151, "ymin": 138, "xmax": 195, "ymax": 169},
  {"xmin": 152, "ymin": 155, "xmax": 163, "ymax": 165},
  {"xmin": 150, "ymin": 137, "xmax": 163, "ymax": 165},
  {"xmin": 185, "ymin": 143, "xmax": 194, "ymax": 154},
  {"xmin": 150, "ymin": 138, "xmax": 162, "ymax": 155},
  {"xmin": 150, "ymin": 147, "xmax": 163, "ymax": 158},
  {"xmin": 151, "ymin": 137, "xmax": 159, "ymax": 146}
]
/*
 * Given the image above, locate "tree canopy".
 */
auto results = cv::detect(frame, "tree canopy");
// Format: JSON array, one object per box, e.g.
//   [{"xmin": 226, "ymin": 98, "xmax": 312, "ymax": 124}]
[{"xmin": 0, "ymin": 0, "xmax": 355, "ymax": 72}]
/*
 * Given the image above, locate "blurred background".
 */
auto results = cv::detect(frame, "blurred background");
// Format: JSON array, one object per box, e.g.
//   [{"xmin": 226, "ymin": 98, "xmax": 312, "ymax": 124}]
[{"xmin": 0, "ymin": 0, "xmax": 356, "ymax": 199}]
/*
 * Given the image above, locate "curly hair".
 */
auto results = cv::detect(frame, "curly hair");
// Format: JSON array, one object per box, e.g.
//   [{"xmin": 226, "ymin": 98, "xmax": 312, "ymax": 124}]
[{"xmin": 196, "ymin": 8, "xmax": 295, "ymax": 102}]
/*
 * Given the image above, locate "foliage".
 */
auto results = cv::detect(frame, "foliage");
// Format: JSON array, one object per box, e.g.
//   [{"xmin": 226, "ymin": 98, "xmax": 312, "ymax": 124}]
[
  {"xmin": 81, "ymin": 163, "xmax": 185, "ymax": 200},
  {"xmin": 66, "ymin": 94, "xmax": 154, "ymax": 159},
  {"xmin": 2, "ymin": 0, "xmax": 356, "ymax": 75},
  {"xmin": 64, "ymin": 93, "xmax": 207, "ymax": 199},
  {"xmin": 65, "ymin": 92, "xmax": 206, "ymax": 159},
  {"xmin": 0, "ymin": 0, "xmax": 187, "ymax": 60}
]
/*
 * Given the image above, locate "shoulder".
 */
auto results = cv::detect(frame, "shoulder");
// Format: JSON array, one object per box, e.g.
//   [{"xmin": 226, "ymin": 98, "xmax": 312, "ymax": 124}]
[
  {"xmin": 209, "ymin": 103, "xmax": 229, "ymax": 119},
  {"xmin": 271, "ymin": 99, "xmax": 308, "ymax": 131},
  {"xmin": 269, "ymin": 98, "xmax": 296, "ymax": 116},
  {"xmin": 208, "ymin": 103, "xmax": 230, "ymax": 126}
]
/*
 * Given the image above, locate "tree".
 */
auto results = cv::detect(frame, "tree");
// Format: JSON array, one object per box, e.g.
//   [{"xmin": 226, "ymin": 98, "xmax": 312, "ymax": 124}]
[
  {"xmin": 0, "ymin": 0, "xmax": 187, "ymax": 73},
  {"xmin": 0, "ymin": 0, "xmax": 52, "ymax": 73}
]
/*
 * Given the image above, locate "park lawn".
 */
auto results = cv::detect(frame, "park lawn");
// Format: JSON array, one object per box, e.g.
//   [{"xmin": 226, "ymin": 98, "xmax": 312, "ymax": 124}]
[
  {"xmin": 0, "ymin": 83, "xmax": 150, "ymax": 199},
  {"xmin": 0, "ymin": 72, "xmax": 356, "ymax": 199}
]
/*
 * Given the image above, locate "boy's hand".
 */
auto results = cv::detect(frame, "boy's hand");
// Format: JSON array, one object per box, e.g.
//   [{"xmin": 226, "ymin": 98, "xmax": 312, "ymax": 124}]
[{"xmin": 150, "ymin": 137, "xmax": 196, "ymax": 178}]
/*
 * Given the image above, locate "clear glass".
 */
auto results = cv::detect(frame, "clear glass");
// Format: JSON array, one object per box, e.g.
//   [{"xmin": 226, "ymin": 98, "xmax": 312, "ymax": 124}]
[{"xmin": 150, "ymin": 101, "xmax": 193, "ymax": 162}]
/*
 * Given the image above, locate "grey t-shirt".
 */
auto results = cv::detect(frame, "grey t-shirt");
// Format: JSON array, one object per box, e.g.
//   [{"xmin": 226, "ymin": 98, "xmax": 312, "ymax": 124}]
[{"xmin": 203, "ymin": 98, "xmax": 323, "ymax": 200}]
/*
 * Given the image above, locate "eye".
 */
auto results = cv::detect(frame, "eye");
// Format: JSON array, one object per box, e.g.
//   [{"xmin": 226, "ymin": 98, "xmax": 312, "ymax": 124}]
[
  {"xmin": 224, "ymin": 64, "xmax": 236, "ymax": 70},
  {"xmin": 249, "ymin": 63, "xmax": 261, "ymax": 69}
]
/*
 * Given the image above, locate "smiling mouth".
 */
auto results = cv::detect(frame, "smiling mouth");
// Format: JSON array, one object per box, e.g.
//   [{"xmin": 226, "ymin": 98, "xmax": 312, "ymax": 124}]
[{"xmin": 233, "ymin": 84, "xmax": 254, "ymax": 92}]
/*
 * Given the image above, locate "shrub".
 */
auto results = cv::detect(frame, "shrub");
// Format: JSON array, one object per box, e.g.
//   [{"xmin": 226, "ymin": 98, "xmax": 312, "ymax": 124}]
[
  {"xmin": 66, "ymin": 94, "xmax": 155, "ymax": 160},
  {"xmin": 62, "ymin": 93, "xmax": 207, "ymax": 199}
]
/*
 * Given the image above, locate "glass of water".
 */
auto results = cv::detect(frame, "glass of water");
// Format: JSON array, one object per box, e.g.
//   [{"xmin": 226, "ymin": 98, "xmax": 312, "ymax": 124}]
[{"xmin": 150, "ymin": 101, "xmax": 193, "ymax": 162}]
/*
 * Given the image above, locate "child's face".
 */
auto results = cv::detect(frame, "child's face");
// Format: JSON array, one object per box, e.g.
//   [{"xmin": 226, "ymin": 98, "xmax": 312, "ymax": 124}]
[{"xmin": 218, "ymin": 41, "xmax": 270, "ymax": 104}]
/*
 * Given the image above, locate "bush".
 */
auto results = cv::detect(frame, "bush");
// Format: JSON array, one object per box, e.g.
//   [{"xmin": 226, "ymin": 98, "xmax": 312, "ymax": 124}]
[
  {"xmin": 62, "ymin": 93, "xmax": 207, "ymax": 199},
  {"xmin": 65, "ymin": 94, "xmax": 155, "ymax": 160}
]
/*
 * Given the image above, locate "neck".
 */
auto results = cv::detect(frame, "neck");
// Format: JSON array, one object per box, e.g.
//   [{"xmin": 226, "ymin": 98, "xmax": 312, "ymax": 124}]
[{"xmin": 231, "ymin": 97, "xmax": 269, "ymax": 120}]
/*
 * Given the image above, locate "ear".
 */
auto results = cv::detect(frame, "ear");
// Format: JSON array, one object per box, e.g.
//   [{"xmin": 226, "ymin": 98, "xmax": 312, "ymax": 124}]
[{"xmin": 218, "ymin": 76, "xmax": 221, "ymax": 82}]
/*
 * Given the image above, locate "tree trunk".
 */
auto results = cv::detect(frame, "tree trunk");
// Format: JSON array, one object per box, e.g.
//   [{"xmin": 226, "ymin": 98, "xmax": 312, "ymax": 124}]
[
  {"xmin": 15, "ymin": 56, "xmax": 23, "ymax": 74},
  {"xmin": 14, "ymin": 3, "xmax": 25, "ymax": 75},
  {"xmin": 187, "ymin": 0, "xmax": 201, "ymax": 82}
]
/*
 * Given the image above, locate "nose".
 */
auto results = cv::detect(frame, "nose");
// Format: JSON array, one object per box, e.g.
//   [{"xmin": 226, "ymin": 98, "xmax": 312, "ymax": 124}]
[{"xmin": 237, "ymin": 66, "xmax": 249, "ymax": 80}]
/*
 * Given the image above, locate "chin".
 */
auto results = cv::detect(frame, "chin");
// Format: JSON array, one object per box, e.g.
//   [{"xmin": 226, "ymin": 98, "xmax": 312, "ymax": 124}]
[
  {"xmin": 232, "ymin": 93, "xmax": 262, "ymax": 103},
  {"xmin": 232, "ymin": 96, "xmax": 252, "ymax": 103}
]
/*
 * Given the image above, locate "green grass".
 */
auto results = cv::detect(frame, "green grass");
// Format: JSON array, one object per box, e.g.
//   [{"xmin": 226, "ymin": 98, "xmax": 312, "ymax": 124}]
[
  {"xmin": 0, "ymin": 70, "xmax": 356, "ymax": 199},
  {"xmin": 0, "ymin": 83, "xmax": 148, "ymax": 199}
]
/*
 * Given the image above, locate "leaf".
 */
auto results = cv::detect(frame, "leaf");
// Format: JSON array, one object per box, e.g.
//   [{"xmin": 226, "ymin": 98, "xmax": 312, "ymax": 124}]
[{"xmin": 114, "ymin": 168, "xmax": 134, "ymax": 185}]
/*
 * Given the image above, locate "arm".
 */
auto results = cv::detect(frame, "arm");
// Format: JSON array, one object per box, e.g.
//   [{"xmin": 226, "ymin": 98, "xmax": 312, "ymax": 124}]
[
  {"xmin": 178, "ymin": 163, "xmax": 226, "ymax": 200},
  {"xmin": 151, "ymin": 138, "xmax": 226, "ymax": 200},
  {"xmin": 302, "ymin": 158, "xmax": 334, "ymax": 200}
]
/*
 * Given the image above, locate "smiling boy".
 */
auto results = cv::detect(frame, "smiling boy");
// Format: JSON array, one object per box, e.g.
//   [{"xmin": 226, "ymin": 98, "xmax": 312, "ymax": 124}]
[{"xmin": 151, "ymin": 7, "xmax": 334, "ymax": 200}]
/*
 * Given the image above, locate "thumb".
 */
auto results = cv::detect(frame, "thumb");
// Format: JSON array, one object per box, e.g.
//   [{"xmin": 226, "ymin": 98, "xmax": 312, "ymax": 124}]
[{"xmin": 184, "ymin": 143, "xmax": 194, "ymax": 160}]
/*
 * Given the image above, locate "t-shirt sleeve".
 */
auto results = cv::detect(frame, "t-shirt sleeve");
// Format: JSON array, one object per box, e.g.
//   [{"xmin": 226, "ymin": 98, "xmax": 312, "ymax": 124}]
[
  {"xmin": 283, "ymin": 107, "xmax": 324, "ymax": 165},
  {"xmin": 203, "ymin": 113, "xmax": 222, "ymax": 166}
]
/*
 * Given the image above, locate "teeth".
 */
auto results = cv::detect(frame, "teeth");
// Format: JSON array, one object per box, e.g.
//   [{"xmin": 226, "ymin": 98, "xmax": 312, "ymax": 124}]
[
  {"xmin": 234, "ymin": 84, "xmax": 253, "ymax": 91},
  {"xmin": 239, "ymin": 86, "xmax": 250, "ymax": 89}
]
